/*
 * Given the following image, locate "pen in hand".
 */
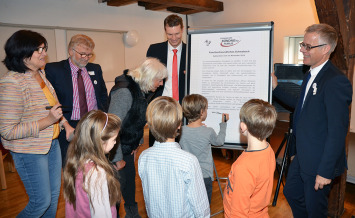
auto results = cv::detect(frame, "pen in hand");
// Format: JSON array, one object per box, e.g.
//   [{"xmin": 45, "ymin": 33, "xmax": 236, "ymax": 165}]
[
  {"xmin": 45, "ymin": 105, "xmax": 70, "ymax": 110},
  {"xmin": 212, "ymin": 112, "xmax": 229, "ymax": 122}
]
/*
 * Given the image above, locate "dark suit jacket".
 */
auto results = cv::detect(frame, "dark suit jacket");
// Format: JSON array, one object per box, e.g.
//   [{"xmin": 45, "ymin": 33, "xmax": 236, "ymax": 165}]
[
  {"xmin": 273, "ymin": 61, "xmax": 352, "ymax": 179},
  {"xmin": 45, "ymin": 59, "xmax": 108, "ymax": 123},
  {"xmin": 146, "ymin": 41, "xmax": 186, "ymax": 104}
]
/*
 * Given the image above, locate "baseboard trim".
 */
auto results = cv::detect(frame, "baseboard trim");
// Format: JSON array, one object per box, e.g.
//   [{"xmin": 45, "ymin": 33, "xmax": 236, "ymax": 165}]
[{"xmin": 346, "ymin": 175, "xmax": 355, "ymax": 184}]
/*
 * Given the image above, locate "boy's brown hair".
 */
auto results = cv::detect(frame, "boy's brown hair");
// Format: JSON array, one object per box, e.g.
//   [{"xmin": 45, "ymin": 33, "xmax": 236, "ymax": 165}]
[
  {"xmin": 239, "ymin": 99, "xmax": 277, "ymax": 141},
  {"xmin": 146, "ymin": 96, "xmax": 183, "ymax": 142},
  {"xmin": 182, "ymin": 94, "xmax": 208, "ymax": 123}
]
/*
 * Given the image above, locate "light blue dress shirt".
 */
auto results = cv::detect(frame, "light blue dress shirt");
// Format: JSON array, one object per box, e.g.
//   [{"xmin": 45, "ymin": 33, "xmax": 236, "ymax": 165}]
[{"xmin": 138, "ymin": 141, "xmax": 210, "ymax": 218}]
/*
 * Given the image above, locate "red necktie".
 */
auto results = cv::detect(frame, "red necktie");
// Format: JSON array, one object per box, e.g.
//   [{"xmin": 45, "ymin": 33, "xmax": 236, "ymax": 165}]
[
  {"xmin": 172, "ymin": 49, "xmax": 179, "ymax": 101},
  {"xmin": 77, "ymin": 69, "xmax": 88, "ymax": 118}
]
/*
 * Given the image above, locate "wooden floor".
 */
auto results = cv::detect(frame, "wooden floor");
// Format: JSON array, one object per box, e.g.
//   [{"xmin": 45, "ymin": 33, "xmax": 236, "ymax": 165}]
[{"xmin": 1, "ymin": 124, "xmax": 355, "ymax": 218}]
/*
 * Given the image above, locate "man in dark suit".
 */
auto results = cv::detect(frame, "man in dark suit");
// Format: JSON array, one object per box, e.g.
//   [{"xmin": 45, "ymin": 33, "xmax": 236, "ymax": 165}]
[
  {"xmin": 146, "ymin": 14, "xmax": 186, "ymax": 147},
  {"xmin": 45, "ymin": 34, "xmax": 108, "ymax": 166},
  {"xmin": 272, "ymin": 24, "xmax": 352, "ymax": 217}
]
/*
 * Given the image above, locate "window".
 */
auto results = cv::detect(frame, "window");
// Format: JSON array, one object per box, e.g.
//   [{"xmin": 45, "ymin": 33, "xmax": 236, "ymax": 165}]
[{"xmin": 283, "ymin": 36, "xmax": 304, "ymax": 64}]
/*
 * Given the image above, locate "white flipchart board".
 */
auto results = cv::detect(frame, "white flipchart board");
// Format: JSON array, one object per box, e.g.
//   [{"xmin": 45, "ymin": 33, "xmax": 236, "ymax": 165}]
[{"xmin": 187, "ymin": 22, "xmax": 274, "ymax": 145}]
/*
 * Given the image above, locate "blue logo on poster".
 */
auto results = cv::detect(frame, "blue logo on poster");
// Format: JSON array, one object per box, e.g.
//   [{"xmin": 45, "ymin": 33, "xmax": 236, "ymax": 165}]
[{"xmin": 220, "ymin": 37, "xmax": 241, "ymax": 47}]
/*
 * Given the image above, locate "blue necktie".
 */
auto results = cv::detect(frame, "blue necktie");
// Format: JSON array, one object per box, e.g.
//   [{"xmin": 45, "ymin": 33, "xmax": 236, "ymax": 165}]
[{"xmin": 293, "ymin": 72, "xmax": 311, "ymax": 132}]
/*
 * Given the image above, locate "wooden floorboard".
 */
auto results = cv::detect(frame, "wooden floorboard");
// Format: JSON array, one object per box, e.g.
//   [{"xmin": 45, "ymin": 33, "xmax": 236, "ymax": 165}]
[{"xmin": 1, "ymin": 125, "xmax": 354, "ymax": 217}]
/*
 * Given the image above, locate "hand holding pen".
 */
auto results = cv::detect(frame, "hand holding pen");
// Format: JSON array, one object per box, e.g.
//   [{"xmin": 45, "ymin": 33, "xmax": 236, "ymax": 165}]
[
  {"xmin": 222, "ymin": 113, "xmax": 229, "ymax": 122},
  {"xmin": 37, "ymin": 103, "xmax": 64, "ymax": 131},
  {"xmin": 212, "ymin": 112, "xmax": 229, "ymax": 122},
  {"xmin": 47, "ymin": 103, "xmax": 63, "ymax": 124}
]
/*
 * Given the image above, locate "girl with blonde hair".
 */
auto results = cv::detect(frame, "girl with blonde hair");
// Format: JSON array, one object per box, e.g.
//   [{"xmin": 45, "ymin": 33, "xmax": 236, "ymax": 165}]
[{"xmin": 64, "ymin": 110, "xmax": 121, "ymax": 217}]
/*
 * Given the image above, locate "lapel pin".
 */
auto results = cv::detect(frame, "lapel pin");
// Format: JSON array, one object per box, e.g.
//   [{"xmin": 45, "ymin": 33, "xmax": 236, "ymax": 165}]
[
  {"xmin": 94, "ymin": 80, "xmax": 97, "ymax": 85},
  {"xmin": 88, "ymin": 71, "xmax": 95, "ymax": 76},
  {"xmin": 312, "ymin": 83, "xmax": 317, "ymax": 95}
]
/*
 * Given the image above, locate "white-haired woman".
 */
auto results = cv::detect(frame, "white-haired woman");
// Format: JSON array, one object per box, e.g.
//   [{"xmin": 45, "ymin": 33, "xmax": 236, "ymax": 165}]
[{"xmin": 108, "ymin": 57, "xmax": 168, "ymax": 217}]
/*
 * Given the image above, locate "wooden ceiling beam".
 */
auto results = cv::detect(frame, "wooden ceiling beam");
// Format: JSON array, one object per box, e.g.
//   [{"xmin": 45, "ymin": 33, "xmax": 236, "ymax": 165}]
[
  {"xmin": 143, "ymin": 0, "xmax": 223, "ymax": 12},
  {"xmin": 105, "ymin": 0, "xmax": 224, "ymax": 14},
  {"xmin": 315, "ymin": 0, "xmax": 347, "ymax": 71},
  {"xmin": 107, "ymin": 0, "xmax": 137, "ymax": 7},
  {"xmin": 138, "ymin": 1, "xmax": 166, "ymax": 10},
  {"xmin": 167, "ymin": 7, "xmax": 201, "ymax": 15}
]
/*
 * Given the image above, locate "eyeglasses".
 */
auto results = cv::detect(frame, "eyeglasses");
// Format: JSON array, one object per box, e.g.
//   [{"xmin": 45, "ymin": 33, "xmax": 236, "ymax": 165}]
[
  {"xmin": 299, "ymin": 42, "xmax": 327, "ymax": 51},
  {"xmin": 37, "ymin": 46, "xmax": 48, "ymax": 54},
  {"xmin": 72, "ymin": 48, "xmax": 93, "ymax": 58}
]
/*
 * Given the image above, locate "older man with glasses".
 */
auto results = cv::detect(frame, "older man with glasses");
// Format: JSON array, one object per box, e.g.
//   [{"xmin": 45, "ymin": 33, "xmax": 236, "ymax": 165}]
[
  {"xmin": 272, "ymin": 24, "xmax": 352, "ymax": 217},
  {"xmin": 45, "ymin": 34, "xmax": 108, "ymax": 167}
]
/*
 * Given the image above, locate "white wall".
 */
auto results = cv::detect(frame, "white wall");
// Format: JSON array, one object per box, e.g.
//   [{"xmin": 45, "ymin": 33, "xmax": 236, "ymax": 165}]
[
  {"xmin": 1, "ymin": 0, "xmax": 354, "ymax": 182},
  {"xmin": 0, "ymin": 0, "xmax": 186, "ymax": 70},
  {"xmin": 188, "ymin": 0, "xmax": 319, "ymax": 64},
  {"xmin": 348, "ymin": 134, "xmax": 355, "ymax": 183}
]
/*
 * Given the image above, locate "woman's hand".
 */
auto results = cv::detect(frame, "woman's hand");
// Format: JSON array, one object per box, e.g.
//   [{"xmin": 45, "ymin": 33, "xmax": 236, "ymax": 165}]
[
  {"xmin": 38, "ymin": 103, "xmax": 63, "ymax": 130},
  {"xmin": 114, "ymin": 160, "xmax": 126, "ymax": 171},
  {"xmin": 131, "ymin": 144, "xmax": 143, "ymax": 162},
  {"xmin": 131, "ymin": 149, "xmax": 138, "ymax": 162},
  {"xmin": 48, "ymin": 103, "xmax": 63, "ymax": 124}
]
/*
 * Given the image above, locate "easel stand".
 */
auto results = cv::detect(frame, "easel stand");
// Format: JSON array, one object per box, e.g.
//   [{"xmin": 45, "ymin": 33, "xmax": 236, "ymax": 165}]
[
  {"xmin": 211, "ymin": 144, "xmax": 246, "ymax": 217},
  {"xmin": 272, "ymin": 119, "xmax": 293, "ymax": 206}
]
